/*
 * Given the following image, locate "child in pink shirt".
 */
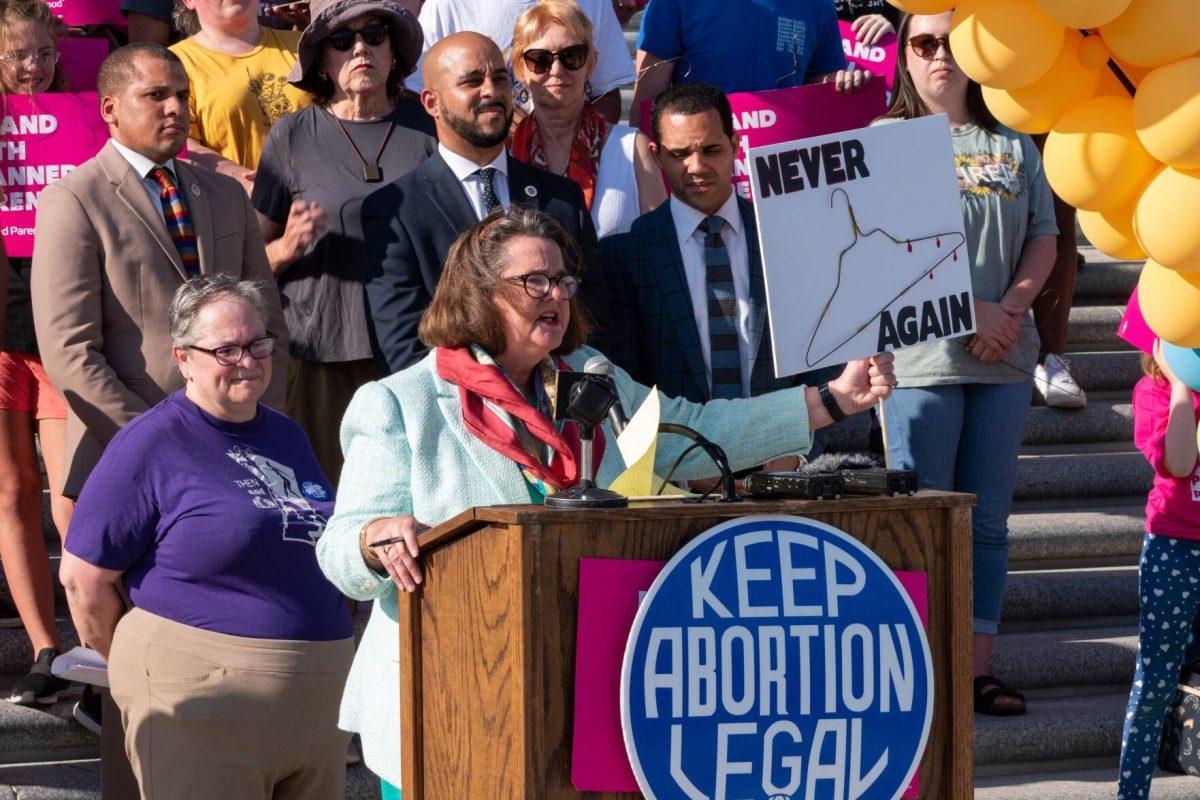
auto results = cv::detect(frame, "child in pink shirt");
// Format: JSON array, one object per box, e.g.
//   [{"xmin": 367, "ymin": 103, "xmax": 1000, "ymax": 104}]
[{"xmin": 1120, "ymin": 342, "xmax": 1200, "ymax": 799}]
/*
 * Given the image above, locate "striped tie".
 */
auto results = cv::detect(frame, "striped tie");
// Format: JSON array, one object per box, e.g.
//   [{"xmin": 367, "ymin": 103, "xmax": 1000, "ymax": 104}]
[
  {"xmin": 701, "ymin": 215, "xmax": 744, "ymax": 399},
  {"xmin": 150, "ymin": 167, "xmax": 200, "ymax": 278}
]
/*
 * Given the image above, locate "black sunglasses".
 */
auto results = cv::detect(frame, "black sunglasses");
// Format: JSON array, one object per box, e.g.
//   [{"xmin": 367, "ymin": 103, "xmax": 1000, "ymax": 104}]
[
  {"xmin": 908, "ymin": 34, "xmax": 952, "ymax": 60},
  {"xmin": 189, "ymin": 334, "xmax": 277, "ymax": 367},
  {"xmin": 505, "ymin": 272, "xmax": 580, "ymax": 300},
  {"xmin": 521, "ymin": 44, "xmax": 589, "ymax": 75},
  {"xmin": 328, "ymin": 22, "xmax": 389, "ymax": 52}
]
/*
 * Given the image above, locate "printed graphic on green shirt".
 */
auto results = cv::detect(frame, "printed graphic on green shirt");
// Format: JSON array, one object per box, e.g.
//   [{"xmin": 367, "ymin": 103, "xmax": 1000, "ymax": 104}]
[{"xmin": 955, "ymin": 152, "xmax": 1025, "ymax": 201}]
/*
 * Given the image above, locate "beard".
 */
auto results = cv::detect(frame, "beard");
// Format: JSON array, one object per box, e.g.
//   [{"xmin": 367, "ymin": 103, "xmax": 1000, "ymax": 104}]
[{"xmin": 440, "ymin": 98, "xmax": 513, "ymax": 148}]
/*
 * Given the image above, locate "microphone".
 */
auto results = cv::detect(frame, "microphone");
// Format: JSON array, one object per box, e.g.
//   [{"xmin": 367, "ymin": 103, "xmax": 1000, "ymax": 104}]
[{"xmin": 583, "ymin": 355, "xmax": 629, "ymax": 436}]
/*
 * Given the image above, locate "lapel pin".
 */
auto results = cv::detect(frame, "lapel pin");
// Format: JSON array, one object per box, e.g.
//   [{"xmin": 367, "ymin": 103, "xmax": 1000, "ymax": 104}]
[
  {"xmin": 524, "ymin": 185, "xmax": 537, "ymax": 198},
  {"xmin": 190, "ymin": 184, "xmax": 200, "ymax": 196}
]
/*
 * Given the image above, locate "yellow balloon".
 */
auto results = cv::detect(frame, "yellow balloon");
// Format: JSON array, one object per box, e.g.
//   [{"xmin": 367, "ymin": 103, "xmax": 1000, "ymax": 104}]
[
  {"xmin": 1138, "ymin": 260, "xmax": 1200, "ymax": 347},
  {"xmin": 1101, "ymin": 0, "xmax": 1200, "ymax": 69},
  {"xmin": 1078, "ymin": 200, "xmax": 1146, "ymax": 261},
  {"xmin": 981, "ymin": 34, "xmax": 1103, "ymax": 134},
  {"xmin": 885, "ymin": 0, "xmax": 955, "ymax": 12},
  {"xmin": 1043, "ymin": 95, "xmax": 1159, "ymax": 212},
  {"xmin": 949, "ymin": 0, "xmax": 1065, "ymax": 90},
  {"xmin": 1134, "ymin": 58, "xmax": 1200, "ymax": 170},
  {"xmin": 1135, "ymin": 168, "xmax": 1200, "ymax": 272},
  {"xmin": 1034, "ymin": 0, "xmax": 1132, "ymax": 28}
]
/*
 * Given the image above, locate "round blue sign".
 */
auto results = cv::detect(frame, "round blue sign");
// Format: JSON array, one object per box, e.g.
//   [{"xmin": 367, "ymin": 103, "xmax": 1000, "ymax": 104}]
[{"xmin": 621, "ymin": 515, "xmax": 933, "ymax": 800}]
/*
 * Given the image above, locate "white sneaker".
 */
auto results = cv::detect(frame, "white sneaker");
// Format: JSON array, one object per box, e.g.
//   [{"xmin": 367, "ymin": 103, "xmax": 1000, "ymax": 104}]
[{"xmin": 1035, "ymin": 354, "xmax": 1087, "ymax": 409}]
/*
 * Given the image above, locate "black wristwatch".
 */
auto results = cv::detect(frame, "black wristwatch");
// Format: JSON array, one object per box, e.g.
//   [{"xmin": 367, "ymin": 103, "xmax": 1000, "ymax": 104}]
[{"xmin": 818, "ymin": 382, "xmax": 847, "ymax": 423}]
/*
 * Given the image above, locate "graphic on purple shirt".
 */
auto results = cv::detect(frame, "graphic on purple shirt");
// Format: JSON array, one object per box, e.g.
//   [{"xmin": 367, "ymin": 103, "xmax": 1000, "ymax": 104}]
[{"xmin": 66, "ymin": 390, "xmax": 352, "ymax": 641}]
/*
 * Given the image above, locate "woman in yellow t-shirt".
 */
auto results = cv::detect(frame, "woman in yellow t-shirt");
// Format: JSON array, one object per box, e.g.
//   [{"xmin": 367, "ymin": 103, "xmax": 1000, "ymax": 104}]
[{"xmin": 171, "ymin": 0, "xmax": 312, "ymax": 192}]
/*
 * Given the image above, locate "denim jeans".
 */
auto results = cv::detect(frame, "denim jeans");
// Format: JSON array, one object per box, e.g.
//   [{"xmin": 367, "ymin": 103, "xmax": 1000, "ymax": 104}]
[{"xmin": 884, "ymin": 379, "xmax": 1033, "ymax": 634}]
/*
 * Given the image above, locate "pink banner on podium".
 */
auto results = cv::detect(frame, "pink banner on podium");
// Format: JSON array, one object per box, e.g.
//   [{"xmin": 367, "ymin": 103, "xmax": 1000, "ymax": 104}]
[
  {"xmin": 1119, "ymin": 286, "xmax": 1156, "ymax": 355},
  {"xmin": 571, "ymin": 557, "xmax": 928, "ymax": 795},
  {"xmin": 0, "ymin": 92, "xmax": 109, "ymax": 258},
  {"xmin": 59, "ymin": 38, "xmax": 108, "ymax": 92},
  {"xmin": 46, "ymin": 0, "xmax": 125, "ymax": 27},
  {"xmin": 839, "ymin": 19, "xmax": 899, "ymax": 92}
]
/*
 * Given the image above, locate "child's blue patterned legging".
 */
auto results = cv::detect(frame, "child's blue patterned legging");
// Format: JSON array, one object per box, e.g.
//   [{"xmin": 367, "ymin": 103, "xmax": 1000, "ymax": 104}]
[{"xmin": 1119, "ymin": 532, "xmax": 1200, "ymax": 799}]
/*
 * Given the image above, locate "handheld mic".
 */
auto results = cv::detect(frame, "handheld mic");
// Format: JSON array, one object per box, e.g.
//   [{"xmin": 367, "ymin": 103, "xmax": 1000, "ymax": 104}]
[{"xmin": 583, "ymin": 355, "xmax": 628, "ymax": 436}]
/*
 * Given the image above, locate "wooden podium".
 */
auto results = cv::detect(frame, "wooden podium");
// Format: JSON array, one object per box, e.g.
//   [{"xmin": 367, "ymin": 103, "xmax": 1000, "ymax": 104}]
[{"xmin": 398, "ymin": 491, "xmax": 975, "ymax": 799}]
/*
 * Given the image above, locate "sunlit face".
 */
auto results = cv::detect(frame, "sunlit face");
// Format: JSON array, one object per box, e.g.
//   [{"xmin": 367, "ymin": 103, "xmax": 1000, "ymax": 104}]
[
  {"xmin": 173, "ymin": 296, "xmax": 271, "ymax": 416},
  {"xmin": 904, "ymin": 13, "xmax": 968, "ymax": 108},
  {"xmin": 651, "ymin": 108, "xmax": 739, "ymax": 216},
  {"xmin": 322, "ymin": 13, "xmax": 393, "ymax": 101},
  {"xmin": 422, "ymin": 36, "xmax": 513, "ymax": 150},
  {"xmin": 0, "ymin": 20, "xmax": 55, "ymax": 95},
  {"xmin": 182, "ymin": 0, "xmax": 258, "ymax": 34},
  {"xmin": 516, "ymin": 23, "xmax": 595, "ymax": 110},
  {"xmin": 493, "ymin": 235, "xmax": 572, "ymax": 362},
  {"xmin": 100, "ymin": 55, "xmax": 190, "ymax": 163}
]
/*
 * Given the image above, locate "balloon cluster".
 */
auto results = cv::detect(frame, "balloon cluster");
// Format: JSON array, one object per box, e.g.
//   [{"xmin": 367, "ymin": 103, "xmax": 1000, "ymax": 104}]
[{"xmin": 887, "ymin": 0, "xmax": 1200, "ymax": 353}]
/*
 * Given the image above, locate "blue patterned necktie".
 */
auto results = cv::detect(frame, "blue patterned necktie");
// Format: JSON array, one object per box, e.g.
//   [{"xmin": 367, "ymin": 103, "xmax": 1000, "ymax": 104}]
[
  {"xmin": 701, "ymin": 215, "xmax": 744, "ymax": 399},
  {"xmin": 476, "ymin": 166, "xmax": 500, "ymax": 216}
]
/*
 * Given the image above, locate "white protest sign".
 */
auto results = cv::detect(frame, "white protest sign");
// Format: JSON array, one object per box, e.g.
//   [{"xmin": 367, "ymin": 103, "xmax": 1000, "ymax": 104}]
[{"xmin": 748, "ymin": 114, "xmax": 972, "ymax": 375}]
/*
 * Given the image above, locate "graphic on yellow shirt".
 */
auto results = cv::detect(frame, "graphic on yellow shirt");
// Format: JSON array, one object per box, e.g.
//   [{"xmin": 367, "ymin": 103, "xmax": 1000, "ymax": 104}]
[{"xmin": 248, "ymin": 70, "xmax": 295, "ymax": 127}]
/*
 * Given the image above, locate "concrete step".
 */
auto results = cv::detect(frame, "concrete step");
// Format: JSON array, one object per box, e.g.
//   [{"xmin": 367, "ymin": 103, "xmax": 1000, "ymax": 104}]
[
  {"xmin": 1002, "ymin": 566, "xmax": 1139, "ymax": 622},
  {"xmin": 1059, "ymin": 349, "xmax": 1143, "ymax": 393},
  {"xmin": 1073, "ymin": 249, "xmax": 1141, "ymax": 303},
  {"xmin": 974, "ymin": 689, "xmax": 1126, "ymax": 766},
  {"xmin": 0, "ymin": 758, "xmax": 384, "ymax": 799},
  {"xmin": 1015, "ymin": 447, "xmax": 1152, "ymax": 501},
  {"xmin": 0, "ymin": 622, "xmax": 77, "ymax": 678},
  {"xmin": 1066, "ymin": 305, "xmax": 1125, "ymax": 348},
  {"xmin": 991, "ymin": 625, "xmax": 1136, "ymax": 691},
  {"xmin": 0, "ymin": 696, "xmax": 96, "ymax": 765},
  {"xmin": 1022, "ymin": 398, "xmax": 1132, "ymax": 447},
  {"xmin": 1008, "ymin": 500, "xmax": 1145, "ymax": 565},
  {"xmin": 975, "ymin": 765, "xmax": 1200, "ymax": 799}
]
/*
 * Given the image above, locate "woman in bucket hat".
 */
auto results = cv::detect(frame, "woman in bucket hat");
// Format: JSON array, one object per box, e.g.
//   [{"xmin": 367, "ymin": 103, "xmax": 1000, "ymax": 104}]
[{"xmin": 252, "ymin": 0, "xmax": 435, "ymax": 485}]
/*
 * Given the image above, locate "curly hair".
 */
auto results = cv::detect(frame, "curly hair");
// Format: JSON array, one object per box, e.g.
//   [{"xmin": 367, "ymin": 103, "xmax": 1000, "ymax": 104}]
[
  {"xmin": 419, "ymin": 207, "xmax": 592, "ymax": 356},
  {"xmin": 0, "ymin": 0, "xmax": 66, "ymax": 94}
]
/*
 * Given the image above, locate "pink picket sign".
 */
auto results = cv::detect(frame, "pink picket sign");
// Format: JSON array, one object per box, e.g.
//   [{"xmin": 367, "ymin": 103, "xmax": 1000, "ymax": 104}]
[
  {"xmin": 46, "ymin": 0, "xmax": 125, "ymax": 28},
  {"xmin": 570, "ymin": 556, "xmax": 928, "ymax": 796},
  {"xmin": 839, "ymin": 19, "xmax": 899, "ymax": 92},
  {"xmin": 0, "ymin": 92, "xmax": 109, "ymax": 257},
  {"xmin": 1118, "ymin": 286, "xmax": 1156, "ymax": 355}
]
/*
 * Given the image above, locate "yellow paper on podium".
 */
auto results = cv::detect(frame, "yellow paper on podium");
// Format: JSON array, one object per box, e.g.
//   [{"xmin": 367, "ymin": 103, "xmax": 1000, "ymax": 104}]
[{"xmin": 608, "ymin": 388, "xmax": 691, "ymax": 498}]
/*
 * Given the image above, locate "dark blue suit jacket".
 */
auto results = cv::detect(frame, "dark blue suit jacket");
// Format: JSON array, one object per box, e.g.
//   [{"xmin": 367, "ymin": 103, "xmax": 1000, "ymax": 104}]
[
  {"xmin": 603, "ymin": 196, "xmax": 794, "ymax": 403},
  {"xmin": 361, "ymin": 150, "xmax": 606, "ymax": 373}
]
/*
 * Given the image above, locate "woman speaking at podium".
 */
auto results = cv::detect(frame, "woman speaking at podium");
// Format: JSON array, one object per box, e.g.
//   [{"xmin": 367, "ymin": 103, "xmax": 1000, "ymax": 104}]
[{"xmin": 317, "ymin": 207, "xmax": 896, "ymax": 796}]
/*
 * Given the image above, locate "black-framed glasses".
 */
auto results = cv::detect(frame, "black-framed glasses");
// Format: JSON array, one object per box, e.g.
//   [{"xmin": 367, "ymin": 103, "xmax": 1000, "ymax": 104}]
[
  {"xmin": 505, "ymin": 273, "xmax": 580, "ymax": 299},
  {"xmin": 328, "ymin": 22, "xmax": 389, "ymax": 52},
  {"xmin": 189, "ymin": 334, "xmax": 277, "ymax": 366},
  {"xmin": 521, "ymin": 44, "xmax": 590, "ymax": 75},
  {"xmin": 908, "ymin": 34, "xmax": 952, "ymax": 60}
]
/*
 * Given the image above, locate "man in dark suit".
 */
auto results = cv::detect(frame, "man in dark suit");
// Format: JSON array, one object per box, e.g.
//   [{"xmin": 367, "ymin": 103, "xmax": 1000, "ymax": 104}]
[
  {"xmin": 362, "ymin": 31, "xmax": 605, "ymax": 373},
  {"xmin": 604, "ymin": 83, "xmax": 844, "ymax": 466}
]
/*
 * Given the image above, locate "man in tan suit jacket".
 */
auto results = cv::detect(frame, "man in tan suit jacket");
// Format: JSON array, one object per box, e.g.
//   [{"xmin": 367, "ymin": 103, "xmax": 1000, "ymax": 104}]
[{"xmin": 32, "ymin": 43, "xmax": 288, "ymax": 498}]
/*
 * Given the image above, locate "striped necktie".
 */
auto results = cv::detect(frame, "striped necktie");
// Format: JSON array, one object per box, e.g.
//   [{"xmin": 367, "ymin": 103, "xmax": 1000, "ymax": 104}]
[
  {"xmin": 476, "ymin": 166, "xmax": 501, "ymax": 216},
  {"xmin": 700, "ymin": 215, "xmax": 745, "ymax": 399},
  {"xmin": 149, "ymin": 167, "xmax": 200, "ymax": 278}
]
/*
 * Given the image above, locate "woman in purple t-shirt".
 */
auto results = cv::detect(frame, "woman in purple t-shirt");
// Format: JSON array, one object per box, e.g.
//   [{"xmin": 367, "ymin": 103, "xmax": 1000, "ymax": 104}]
[{"xmin": 59, "ymin": 276, "xmax": 354, "ymax": 800}]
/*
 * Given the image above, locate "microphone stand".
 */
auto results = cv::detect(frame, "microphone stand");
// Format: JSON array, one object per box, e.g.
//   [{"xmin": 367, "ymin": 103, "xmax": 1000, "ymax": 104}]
[{"xmin": 545, "ymin": 376, "xmax": 628, "ymax": 509}]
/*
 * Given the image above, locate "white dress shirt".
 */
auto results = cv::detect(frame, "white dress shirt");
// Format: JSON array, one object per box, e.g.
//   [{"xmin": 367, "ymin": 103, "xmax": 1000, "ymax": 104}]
[
  {"xmin": 670, "ymin": 191, "xmax": 755, "ymax": 398},
  {"xmin": 438, "ymin": 144, "xmax": 511, "ymax": 221},
  {"xmin": 110, "ymin": 139, "xmax": 180, "ymax": 224}
]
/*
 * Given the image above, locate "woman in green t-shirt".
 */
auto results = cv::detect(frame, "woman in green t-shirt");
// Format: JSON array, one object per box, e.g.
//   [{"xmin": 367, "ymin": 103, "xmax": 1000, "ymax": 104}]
[{"xmin": 877, "ymin": 11, "xmax": 1058, "ymax": 717}]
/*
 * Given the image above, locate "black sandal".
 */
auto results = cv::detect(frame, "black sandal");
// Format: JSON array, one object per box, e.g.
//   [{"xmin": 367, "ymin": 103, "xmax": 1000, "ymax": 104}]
[{"xmin": 974, "ymin": 675, "xmax": 1027, "ymax": 716}]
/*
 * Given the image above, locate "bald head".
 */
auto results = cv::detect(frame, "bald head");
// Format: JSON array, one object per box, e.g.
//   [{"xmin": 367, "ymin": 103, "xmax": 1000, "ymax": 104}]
[{"xmin": 419, "ymin": 31, "xmax": 514, "ymax": 161}]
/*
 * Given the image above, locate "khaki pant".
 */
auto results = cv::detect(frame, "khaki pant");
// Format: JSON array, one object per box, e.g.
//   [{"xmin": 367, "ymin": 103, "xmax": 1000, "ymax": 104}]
[
  {"xmin": 108, "ymin": 608, "xmax": 354, "ymax": 800},
  {"xmin": 286, "ymin": 357, "xmax": 383, "ymax": 488}
]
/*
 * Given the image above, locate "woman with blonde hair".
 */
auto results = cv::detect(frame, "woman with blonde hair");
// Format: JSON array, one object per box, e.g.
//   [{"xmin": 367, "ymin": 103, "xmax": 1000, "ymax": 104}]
[
  {"xmin": 0, "ymin": 0, "xmax": 74, "ymax": 710},
  {"xmin": 510, "ymin": 0, "xmax": 665, "ymax": 238}
]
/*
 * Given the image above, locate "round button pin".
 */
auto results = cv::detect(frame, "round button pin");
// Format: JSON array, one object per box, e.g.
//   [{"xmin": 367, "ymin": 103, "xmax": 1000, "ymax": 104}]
[
  {"xmin": 190, "ymin": 184, "xmax": 201, "ymax": 196},
  {"xmin": 524, "ymin": 185, "xmax": 537, "ymax": 198}
]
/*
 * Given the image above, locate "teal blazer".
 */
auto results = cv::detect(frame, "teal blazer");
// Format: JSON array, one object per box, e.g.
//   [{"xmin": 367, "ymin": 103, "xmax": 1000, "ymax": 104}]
[{"xmin": 316, "ymin": 346, "xmax": 813, "ymax": 786}]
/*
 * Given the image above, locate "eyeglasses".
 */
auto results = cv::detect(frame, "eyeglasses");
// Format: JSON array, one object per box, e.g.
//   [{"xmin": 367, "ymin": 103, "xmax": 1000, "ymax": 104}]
[
  {"xmin": 505, "ymin": 272, "xmax": 580, "ymax": 299},
  {"xmin": 188, "ymin": 334, "xmax": 277, "ymax": 366},
  {"xmin": 328, "ymin": 23, "xmax": 389, "ymax": 52},
  {"xmin": 0, "ymin": 49, "xmax": 59, "ymax": 67},
  {"xmin": 521, "ymin": 44, "xmax": 589, "ymax": 75},
  {"xmin": 908, "ymin": 34, "xmax": 952, "ymax": 60}
]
